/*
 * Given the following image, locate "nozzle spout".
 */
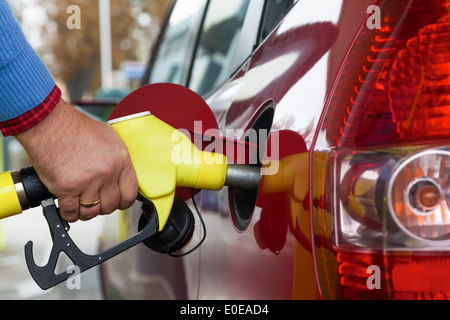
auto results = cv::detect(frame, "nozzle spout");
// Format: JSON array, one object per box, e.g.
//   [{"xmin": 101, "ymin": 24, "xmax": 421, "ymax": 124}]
[{"xmin": 225, "ymin": 164, "xmax": 261, "ymax": 190}]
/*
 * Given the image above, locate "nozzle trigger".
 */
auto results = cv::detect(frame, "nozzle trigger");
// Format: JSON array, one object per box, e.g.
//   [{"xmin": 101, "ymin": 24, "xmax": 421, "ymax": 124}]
[{"xmin": 25, "ymin": 197, "xmax": 158, "ymax": 290}]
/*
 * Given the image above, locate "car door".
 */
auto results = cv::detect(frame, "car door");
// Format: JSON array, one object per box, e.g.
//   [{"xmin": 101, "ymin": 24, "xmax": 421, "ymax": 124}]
[{"xmin": 185, "ymin": 0, "xmax": 311, "ymax": 299}]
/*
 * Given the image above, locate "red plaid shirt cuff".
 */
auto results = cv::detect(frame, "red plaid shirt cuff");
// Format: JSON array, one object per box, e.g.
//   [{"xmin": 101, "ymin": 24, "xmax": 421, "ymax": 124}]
[{"xmin": 0, "ymin": 85, "xmax": 62, "ymax": 137}]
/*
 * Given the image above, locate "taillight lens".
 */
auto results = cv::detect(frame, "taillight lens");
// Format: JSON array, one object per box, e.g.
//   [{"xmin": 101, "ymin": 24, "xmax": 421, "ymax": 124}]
[
  {"xmin": 388, "ymin": 150, "xmax": 450, "ymax": 242},
  {"xmin": 325, "ymin": 0, "xmax": 450, "ymax": 147},
  {"xmin": 313, "ymin": 0, "xmax": 450, "ymax": 299}
]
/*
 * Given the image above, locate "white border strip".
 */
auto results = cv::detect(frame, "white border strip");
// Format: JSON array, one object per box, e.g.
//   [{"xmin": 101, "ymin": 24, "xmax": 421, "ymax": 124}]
[{"xmin": 107, "ymin": 111, "xmax": 152, "ymax": 125}]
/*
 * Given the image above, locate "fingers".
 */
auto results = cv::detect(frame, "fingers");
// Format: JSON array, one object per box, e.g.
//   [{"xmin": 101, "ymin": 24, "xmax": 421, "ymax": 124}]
[
  {"xmin": 79, "ymin": 195, "xmax": 102, "ymax": 221},
  {"xmin": 58, "ymin": 195, "xmax": 80, "ymax": 223},
  {"xmin": 58, "ymin": 166, "xmax": 138, "ymax": 223},
  {"xmin": 117, "ymin": 165, "xmax": 139, "ymax": 211},
  {"xmin": 96, "ymin": 164, "xmax": 138, "ymax": 216}
]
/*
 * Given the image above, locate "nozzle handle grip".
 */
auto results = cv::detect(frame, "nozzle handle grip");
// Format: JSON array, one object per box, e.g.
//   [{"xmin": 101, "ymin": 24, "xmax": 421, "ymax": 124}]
[{"xmin": 18, "ymin": 167, "xmax": 54, "ymax": 210}]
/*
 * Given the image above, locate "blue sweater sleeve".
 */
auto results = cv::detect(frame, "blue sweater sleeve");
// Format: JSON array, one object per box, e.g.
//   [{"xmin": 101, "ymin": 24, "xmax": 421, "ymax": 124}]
[{"xmin": 0, "ymin": 0, "xmax": 55, "ymax": 121}]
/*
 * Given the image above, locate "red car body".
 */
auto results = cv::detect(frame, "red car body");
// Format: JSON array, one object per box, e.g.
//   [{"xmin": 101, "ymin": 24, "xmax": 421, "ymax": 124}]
[{"xmin": 99, "ymin": 0, "xmax": 450, "ymax": 300}]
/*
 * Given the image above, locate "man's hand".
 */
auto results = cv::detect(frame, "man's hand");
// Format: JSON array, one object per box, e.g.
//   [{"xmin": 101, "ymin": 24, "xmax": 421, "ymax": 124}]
[{"xmin": 16, "ymin": 98, "xmax": 138, "ymax": 222}]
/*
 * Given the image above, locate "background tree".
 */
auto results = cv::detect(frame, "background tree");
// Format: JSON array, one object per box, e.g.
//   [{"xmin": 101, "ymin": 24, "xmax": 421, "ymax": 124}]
[{"xmin": 33, "ymin": 0, "xmax": 171, "ymax": 100}]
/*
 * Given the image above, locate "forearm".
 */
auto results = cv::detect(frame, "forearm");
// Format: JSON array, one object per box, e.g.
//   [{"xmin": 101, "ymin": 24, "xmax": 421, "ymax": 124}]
[{"xmin": 15, "ymin": 98, "xmax": 80, "ymax": 171}]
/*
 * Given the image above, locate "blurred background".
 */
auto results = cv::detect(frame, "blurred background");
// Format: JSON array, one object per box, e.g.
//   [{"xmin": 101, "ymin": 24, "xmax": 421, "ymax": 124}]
[
  {"xmin": 9, "ymin": 0, "xmax": 171, "ymax": 100},
  {"xmin": 0, "ymin": 0, "xmax": 171, "ymax": 299}
]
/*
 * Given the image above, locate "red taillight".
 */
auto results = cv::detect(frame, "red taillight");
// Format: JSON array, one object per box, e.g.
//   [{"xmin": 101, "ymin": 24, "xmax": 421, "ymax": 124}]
[
  {"xmin": 325, "ymin": 0, "xmax": 450, "ymax": 147},
  {"xmin": 312, "ymin": 0, "xmax": 450, "ymax": 299},
  {"xmin": 389, "ymin": 17, "xmax": 450, "ymax": 141},
  {"xmin": 338, "ymin": 250, "xmax": 450, "ymax": 299}
]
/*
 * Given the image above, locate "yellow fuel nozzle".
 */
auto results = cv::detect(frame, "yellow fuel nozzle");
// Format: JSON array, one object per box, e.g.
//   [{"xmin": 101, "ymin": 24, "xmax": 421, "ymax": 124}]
[{"xmin": 109, "ymin": 112, "xmax": 229, "ymax": 231}]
